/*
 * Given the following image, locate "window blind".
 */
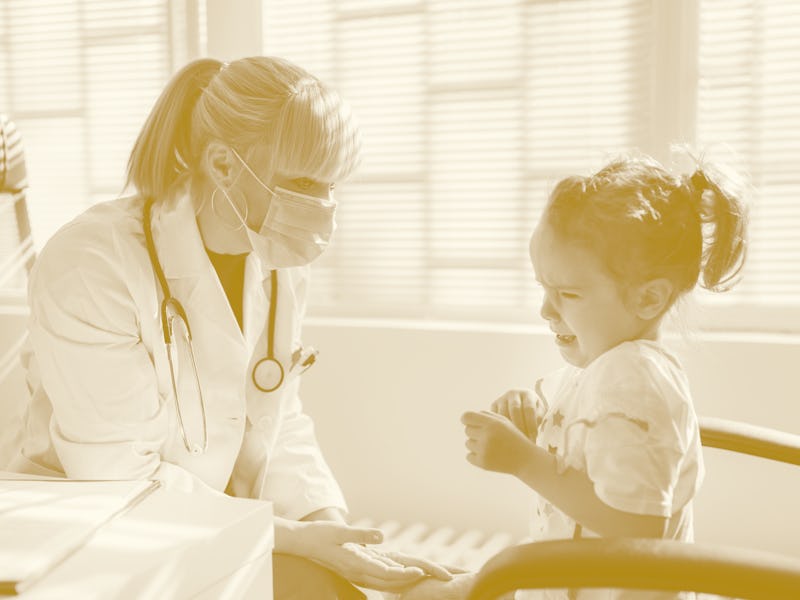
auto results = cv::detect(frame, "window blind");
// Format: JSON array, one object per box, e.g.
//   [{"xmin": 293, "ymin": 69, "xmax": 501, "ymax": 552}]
[
  {"xmin": 263, "ymin": 0, "xmax": 652, "ymax": 322},
  {"xmin": 0, "ymin": 0, "xmax": 191, "ymax": 248},
  {"xmin": 695, "ymin": 0, "xmax": 800, "ymax": 331},
  {"xmin": 264, "ymin": 0, "xmax": 800, "ymax": 332}
]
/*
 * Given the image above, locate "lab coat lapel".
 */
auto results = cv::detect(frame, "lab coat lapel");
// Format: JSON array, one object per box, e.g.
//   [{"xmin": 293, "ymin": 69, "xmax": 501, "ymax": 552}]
[
  {"xmin": 242, "ymin": 254, "xmax": 268, "ymax": 355},
  {"xmin": 150, "ymin": 193, "xmax": 248, "ymax": 374}
]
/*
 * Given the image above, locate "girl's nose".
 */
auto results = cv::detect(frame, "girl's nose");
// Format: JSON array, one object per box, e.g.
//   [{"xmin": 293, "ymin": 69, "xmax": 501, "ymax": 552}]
[{"xmin": 540, "ymin": 294, "xmax": 558, "ymax": 322}]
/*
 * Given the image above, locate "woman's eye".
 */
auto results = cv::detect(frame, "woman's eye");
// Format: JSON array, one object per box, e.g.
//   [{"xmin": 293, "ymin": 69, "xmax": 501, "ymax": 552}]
[{"xmin": 559, "ymin": 291, "xmax": 579, "ymax": 300}]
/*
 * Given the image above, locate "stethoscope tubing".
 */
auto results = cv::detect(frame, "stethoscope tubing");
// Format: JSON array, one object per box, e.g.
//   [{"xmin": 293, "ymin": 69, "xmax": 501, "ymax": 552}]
[
  {"xmin": 144, "ymin": 197, "xmax": 208, "ymax": 453},
  {"xmin": 251, "ymin": 269, "xmax": 284, "ymax": 393},
  {"xmin": 143, "ymin": 197, "xmax": 286, "ymax": 453}
]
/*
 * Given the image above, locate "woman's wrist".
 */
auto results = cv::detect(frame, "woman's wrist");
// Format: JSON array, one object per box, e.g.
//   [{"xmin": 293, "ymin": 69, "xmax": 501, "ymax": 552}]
[
  {"xmin": 273, "ymin": 516, "xmax": 307, "ymax": 555},
  {"xmin": 301, "ymin": 506, "xmax": 346, "ymax": 523}
]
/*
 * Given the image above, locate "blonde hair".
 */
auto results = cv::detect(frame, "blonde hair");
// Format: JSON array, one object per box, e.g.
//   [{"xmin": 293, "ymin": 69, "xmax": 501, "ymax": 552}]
[
  {"xmin": 543, "ymin": 153, "xmax": 749, "ymax": 305},
  {"xmin": 126, "ymin": 56, "xmax": 361, "ymax": 200}
]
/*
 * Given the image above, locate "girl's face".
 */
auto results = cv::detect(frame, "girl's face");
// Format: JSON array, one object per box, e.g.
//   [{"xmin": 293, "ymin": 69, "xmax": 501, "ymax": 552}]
[{"xmin": 530, "ymin": 221, "xmax": 653, "ymax": 368}]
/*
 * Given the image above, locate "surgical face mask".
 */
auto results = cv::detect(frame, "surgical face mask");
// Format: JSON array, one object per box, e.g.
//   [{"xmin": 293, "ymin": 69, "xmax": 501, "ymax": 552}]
[{"xmin": 225, "ymin": 149, "xmax": 337, "ymax": 268}]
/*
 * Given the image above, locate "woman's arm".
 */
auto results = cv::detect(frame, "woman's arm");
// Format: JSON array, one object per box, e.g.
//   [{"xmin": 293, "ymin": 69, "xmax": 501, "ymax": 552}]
[{"xmin": 273, "ymin": 514, "xmax": 453, "ymax": 591}]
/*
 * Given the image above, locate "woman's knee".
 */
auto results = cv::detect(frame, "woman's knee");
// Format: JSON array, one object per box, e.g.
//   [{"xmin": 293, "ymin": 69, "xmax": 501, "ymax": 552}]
[{"xmin": 272, "ymin": 553, "xmax": 366, "ymax": 600}]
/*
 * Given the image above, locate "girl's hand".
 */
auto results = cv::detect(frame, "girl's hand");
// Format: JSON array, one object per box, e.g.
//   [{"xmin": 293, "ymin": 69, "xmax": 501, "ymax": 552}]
[
  {"xmin": 288, "ymin": 520, "xmax": 453, "ymax": 591},
  {"xmin": 396, "ymin": 571, "xmax": 476, "ymax": 600},
  {"xmin": 490, "ymin": 388, "xmax": 545, "ymax": 442},
  {"xmin": 462, "ymin": 410, "xmax": 535, "ymax": 476}
]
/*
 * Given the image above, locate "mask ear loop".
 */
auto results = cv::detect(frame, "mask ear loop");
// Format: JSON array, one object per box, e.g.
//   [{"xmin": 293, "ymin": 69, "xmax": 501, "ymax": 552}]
[
  {"xmin": 231, "ymin": 148, "xmax": 280, "ymax": 198},
  {"xmin": 211, "ymin": 186, "xmax": 248, "ymax": 231}
]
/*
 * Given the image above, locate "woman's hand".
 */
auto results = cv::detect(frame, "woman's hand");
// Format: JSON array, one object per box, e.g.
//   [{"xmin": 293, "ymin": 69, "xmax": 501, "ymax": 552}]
[
  {"xmin": 490, "ymin": 388, "xmax": 545, "ymax": 442},
  {"xmin": 351, "ymin": 545, "xmax": 455, "ymax": 591},
  {"xmin": 462, "ymin": 410, "xmax": 536, "ymax": 476},
  {"xmin": 278, "ymin": 518, "xmax": 453, "ymax": 591}
]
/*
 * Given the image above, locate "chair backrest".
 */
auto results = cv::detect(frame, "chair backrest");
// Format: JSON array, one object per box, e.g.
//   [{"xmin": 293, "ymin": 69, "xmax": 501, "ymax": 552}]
[
  {"xmin": 0, "ymin": 114, "xmax": 34, "ymax": 283},
  {"xmin": 699, "ymin": 415, "xmax": 800, "ymax": 466},
  {"xmin": 0, "ymin": 114, "xmax": 34, "ymax": 468},
  {"xmin": 467, "ymin": 418, "xmax": 800, "ymax": 600}
]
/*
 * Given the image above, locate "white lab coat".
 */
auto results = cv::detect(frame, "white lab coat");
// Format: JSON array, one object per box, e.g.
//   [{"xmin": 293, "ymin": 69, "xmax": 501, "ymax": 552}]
[{"xmin": 9, "ymin": 190, "xmax": 346, "ymax": 520}]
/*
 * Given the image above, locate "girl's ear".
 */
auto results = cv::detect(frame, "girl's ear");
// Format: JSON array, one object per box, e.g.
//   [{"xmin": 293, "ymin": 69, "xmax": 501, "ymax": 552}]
[
  {"xmin": 204, "ymin": 141, "xmax": 237, "ymax": 187},
  {"xmin": 632, "ymin": 278, "xmax": 674, "ymax": 320}
]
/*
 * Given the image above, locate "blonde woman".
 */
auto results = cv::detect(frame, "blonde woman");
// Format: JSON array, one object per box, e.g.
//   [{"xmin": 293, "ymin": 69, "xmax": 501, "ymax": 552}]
[{"xmin": 10, "ymin": 57, "xmax": 451, "ymax": 598}]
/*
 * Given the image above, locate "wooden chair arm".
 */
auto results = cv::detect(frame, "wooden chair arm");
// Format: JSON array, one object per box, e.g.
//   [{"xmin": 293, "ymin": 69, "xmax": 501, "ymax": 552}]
[
  {"xmin": 699, "ymin": 416, "xmax": 800, "ymax": 465},
  {"xmin": 467, "ymin": 538, "xmax": 800, "ymax": 600}
]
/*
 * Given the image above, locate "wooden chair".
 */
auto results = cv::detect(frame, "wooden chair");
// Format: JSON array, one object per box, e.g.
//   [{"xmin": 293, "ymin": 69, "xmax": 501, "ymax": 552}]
[
  {"xmin": 467, "ymin": 416, "xmax": 800, "ymax": 600},
  {"xmin": 0, "ymin": 114, "xmax": 34, "ymax": 468}
]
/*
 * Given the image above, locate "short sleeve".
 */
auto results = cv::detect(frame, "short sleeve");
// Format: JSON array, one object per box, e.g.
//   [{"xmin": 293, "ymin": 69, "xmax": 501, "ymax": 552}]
[{"xmin": 580, "ymin": 348, "xmax": 689, "ymax": 517}]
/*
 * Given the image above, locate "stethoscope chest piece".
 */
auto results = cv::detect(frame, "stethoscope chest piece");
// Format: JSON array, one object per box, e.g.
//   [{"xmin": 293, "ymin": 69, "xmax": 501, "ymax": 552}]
[{"xmin": 252, "ymin": 356, "xmax": 285, "ymax": 393}]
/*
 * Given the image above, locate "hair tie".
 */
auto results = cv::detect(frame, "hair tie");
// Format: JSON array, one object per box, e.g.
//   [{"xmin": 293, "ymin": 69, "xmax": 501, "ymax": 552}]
[
  {"xmin": 683, "ymin": 169, "xmax": 709, "ymax": 209},
  {"xmin": 689, "ymin": 169, "xmax": 708, "ymax": 193}
]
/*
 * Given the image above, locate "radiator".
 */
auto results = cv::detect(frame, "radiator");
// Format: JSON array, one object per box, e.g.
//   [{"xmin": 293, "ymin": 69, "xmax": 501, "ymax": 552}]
[{"xmin": 351, "ymin": 517, "xmax": 518, "ymax": 573}]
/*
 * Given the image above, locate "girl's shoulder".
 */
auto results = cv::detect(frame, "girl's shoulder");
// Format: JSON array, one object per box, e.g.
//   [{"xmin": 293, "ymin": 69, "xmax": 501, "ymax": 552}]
[
  {"xmin": 579, "ymin": 340, "xmax": 693, "ymax": 419},
  {"xmin": 586, "ymin": 339, "xmax": 685, "ymax": 383}
]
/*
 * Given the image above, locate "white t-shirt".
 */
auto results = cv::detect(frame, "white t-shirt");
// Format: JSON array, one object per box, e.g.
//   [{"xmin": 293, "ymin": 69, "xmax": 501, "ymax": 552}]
[{"xmin": 517, "ymin": 340, "xmax": 704, "ymax": 600}]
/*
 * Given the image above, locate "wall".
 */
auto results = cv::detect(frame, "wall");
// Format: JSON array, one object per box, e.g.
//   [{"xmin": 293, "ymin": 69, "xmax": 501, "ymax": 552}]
[{"xmin": 299, "ymin": 319, "xmax": 800, "ymax": 556}]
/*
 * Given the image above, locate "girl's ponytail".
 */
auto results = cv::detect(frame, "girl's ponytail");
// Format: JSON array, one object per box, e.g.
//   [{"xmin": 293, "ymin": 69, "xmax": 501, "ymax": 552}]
[
  {"xmin": 126, "ymin": 58, "xmax": 223, "ymax": 201},
  {"xmin": 687, "ymin": 166, "xmax": 749, "ymax": 292}
]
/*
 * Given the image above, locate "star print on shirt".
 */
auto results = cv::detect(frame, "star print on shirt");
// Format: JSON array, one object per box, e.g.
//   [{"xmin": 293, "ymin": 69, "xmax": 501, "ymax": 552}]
[{"xmin": 552, "ymin": 410, "xmax": 564, "ymax": 427}]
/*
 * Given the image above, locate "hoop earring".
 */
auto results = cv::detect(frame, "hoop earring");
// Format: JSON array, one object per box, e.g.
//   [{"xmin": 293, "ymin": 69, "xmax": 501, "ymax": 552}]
[
  {"xmin": 194, "ymin": 192, "xmax": 207, "ymax": 216},
  {"xmin": 211, "ymin": 186, "xmax": 248, "ymax": 231}
]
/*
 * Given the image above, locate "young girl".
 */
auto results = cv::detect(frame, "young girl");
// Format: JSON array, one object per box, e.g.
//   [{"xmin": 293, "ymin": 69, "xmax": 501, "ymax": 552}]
[{"xmin": 401, "ymin": 154, "xmax": 748, "ymax": 600}]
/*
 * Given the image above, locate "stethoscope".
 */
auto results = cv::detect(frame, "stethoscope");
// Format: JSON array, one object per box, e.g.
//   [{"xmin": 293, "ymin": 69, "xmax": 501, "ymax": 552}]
[{"xmin": 143, "ymin": 197, "xmax": 316, "ymax": 454}]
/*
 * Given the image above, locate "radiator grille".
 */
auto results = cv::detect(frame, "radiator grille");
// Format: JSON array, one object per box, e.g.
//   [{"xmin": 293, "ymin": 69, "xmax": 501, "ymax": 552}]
[{"xmin": 351, "ymin": 518, "xmax": 518, "ymax": 573}]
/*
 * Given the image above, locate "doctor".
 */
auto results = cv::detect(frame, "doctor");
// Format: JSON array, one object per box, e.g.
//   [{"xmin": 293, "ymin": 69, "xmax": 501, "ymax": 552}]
[{"xmin": 10, "ymin": 56, "xmax": 451, "ymax": 598}]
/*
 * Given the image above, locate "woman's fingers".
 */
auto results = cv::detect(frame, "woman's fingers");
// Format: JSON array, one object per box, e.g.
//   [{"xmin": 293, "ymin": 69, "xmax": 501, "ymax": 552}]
[
  {"xmin": 356, "ymin": 545, "xmax": 451, "ymax": 580},
  {"xmin": 343, "ymin": 546, "xmax": 427, "ymax": 590},
  {"xmin": 383, "ymin": 551, "xmax": 454, "ymax": 581},
  {"xmin": 333, "ymin": 525, "xmax": 384, "ymax": 545},
  {"xmin": 343, "ymin": 543, "xmax": 425, "ymax": 574},
  {"xmin": 354, "ymin": 546, "xmax": 409, "ymax": 570}
]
